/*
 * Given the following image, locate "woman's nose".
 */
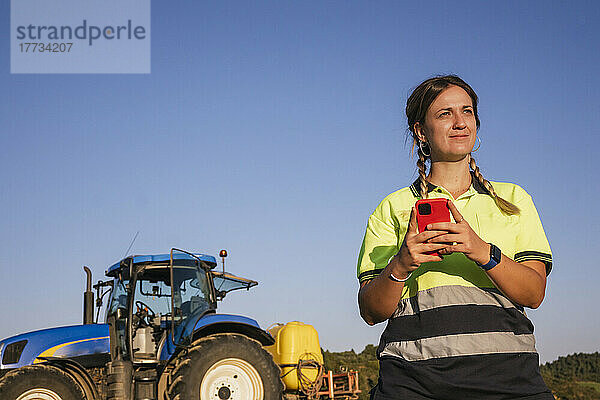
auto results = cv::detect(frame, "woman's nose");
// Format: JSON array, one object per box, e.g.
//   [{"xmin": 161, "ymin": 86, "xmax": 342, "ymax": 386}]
[{"xmin": 453, "ymin": 114, "xmax": 467, "ymax": 129}]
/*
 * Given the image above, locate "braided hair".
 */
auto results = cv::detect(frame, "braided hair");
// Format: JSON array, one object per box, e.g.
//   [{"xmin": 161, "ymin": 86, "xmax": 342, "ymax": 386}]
[
  {"xmin": 469, "ymin": 156, "xmax": 520, "ymax": 215},
  {"xmin": 406, "ymin": 75, "xmax": 520, "ymax": 215}
]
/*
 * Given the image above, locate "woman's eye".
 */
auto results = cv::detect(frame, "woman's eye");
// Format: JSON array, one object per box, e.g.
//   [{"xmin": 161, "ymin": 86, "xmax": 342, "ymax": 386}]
[
  {"xmin": 464, "ymin": 109, "xmax": 473, "ymax": 114},
  {"xmin": 439, "ymin": 111, "xmax": 450, "ymax": 117}
]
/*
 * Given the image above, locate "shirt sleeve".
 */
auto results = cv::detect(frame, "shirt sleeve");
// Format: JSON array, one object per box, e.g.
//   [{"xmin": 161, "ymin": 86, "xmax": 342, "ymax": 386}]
[
  {"xmin": 356, "ymin": 198, "xmax": 407, "ymax": 283},
  {"xmin": 513, "ymin": 188, "xmax": 553, "ymax": 275}
]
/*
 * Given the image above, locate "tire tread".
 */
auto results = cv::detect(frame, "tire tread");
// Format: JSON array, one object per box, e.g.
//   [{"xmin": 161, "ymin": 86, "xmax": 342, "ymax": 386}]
[{"xmin": 0, "ymin": 364, "xmax": 86, "ymax": 400}]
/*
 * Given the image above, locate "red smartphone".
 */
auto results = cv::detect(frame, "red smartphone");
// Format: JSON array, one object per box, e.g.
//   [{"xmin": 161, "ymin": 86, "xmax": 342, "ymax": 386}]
[{"xmin": 415, "ymin": 198, "xmax": 451, "ymax": 256}]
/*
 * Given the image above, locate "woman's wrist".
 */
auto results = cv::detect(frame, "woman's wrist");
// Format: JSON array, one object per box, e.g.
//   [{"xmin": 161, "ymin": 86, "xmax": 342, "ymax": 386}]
[
  {"xmin": 388, "ymin": 253, "xmax": 413, "ymax": 279},
  {"xmin": 472, "ymin": 242, "xmax": 492, "ymax": 266},
  {"xmin": 389, "ymin": 270, "xmax": 412, "ymax": 282}
]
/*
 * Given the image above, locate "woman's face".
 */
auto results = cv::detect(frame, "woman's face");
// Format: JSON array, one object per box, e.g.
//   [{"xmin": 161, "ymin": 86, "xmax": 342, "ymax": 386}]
[{"xmin": 416, "ymin": 85, "xmax": 478, "ymax": 162}]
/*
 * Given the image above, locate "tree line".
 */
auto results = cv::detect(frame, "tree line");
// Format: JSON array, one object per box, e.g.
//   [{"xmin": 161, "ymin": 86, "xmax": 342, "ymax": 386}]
[{"xmin": 540, "ymin": 352, "xmax": 600, "ymax": 399}]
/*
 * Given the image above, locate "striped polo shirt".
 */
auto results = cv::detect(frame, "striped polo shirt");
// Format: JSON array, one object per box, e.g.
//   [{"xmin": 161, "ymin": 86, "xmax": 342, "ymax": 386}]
[{"xmin": 357, "ymin": 176, "xmax": 553, "ymax": 399}]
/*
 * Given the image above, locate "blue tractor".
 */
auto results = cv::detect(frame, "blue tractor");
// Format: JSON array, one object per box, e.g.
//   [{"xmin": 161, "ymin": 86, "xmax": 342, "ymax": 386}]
[{"xmin": 0, "ymin": 248, "xmax": 283, "ymax": 400}]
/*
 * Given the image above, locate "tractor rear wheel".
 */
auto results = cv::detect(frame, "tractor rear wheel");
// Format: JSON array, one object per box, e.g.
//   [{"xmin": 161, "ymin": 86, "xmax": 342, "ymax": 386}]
[
  {"xmin": 0, "ymin": 364, "xmax": 86, "ymax": 400},
  {"xmin": 167, "ymin": 333, "xmax": 283, "ymax": 400}
]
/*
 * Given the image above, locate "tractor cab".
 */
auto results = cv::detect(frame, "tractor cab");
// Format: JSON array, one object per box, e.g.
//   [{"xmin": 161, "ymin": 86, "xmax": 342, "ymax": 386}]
[{"xmin": 102, "ymin": 249, "xmax": 257, "ymax": 365}]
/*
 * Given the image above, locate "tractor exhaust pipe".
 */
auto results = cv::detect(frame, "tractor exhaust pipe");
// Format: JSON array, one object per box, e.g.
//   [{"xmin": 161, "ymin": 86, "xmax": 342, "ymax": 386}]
[{"xmin": 83, "ymin": 266, "xmax": 94, "ymax": 325}]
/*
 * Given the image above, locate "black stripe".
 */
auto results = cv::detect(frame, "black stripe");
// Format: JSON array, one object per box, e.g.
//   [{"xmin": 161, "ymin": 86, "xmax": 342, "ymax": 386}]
[
  {"xmin": 376, "ymin": 352, "xmax": 551, "ymax": 400},
  {"xmin": 358, "ymin": 268, "xmax": 384, "ymax": 281},
  {"xmin": 517, "ymin": 256, "xmax": 552, "ymax": 262},
  {"xmin": 409, "ymin": 178, "xmax": 436, "ymax": 198},
  {"xmin": 382, "ymin": 304, "xmax": 534, "ymax": 342},
  {"xmin": 514, "ymin": 251, "xmax": 552, "ymax": 261},
  {"xmin": 514, "ymin": 251, "xmax": 553, "ymax": 275},
  {"xmin": 409, "ymin": 183, "xmax": 419, "ymax": 198}
]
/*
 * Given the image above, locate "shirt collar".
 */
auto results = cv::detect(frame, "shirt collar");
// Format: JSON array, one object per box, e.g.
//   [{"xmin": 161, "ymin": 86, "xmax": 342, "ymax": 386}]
[{"xmin": 409, "ymin": 171, "xmax": 488, "ymax": 198}]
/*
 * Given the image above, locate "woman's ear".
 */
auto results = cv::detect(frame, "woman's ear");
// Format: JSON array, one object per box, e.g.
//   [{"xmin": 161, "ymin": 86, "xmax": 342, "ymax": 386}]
[{"xmin": 414, "ymin": 122, "xmax": 426, "ymax": 142}]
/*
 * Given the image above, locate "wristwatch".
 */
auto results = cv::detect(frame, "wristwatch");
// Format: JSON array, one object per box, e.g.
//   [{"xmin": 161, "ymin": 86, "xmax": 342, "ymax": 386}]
[{"xmin": 476, "ymin": 243, "xmax": 502, "ymax": 271}]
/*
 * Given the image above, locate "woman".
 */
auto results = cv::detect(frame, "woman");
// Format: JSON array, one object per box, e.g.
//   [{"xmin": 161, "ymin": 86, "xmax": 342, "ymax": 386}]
[{"xmin": 357, "ymin": 75, "xmax": 553, "ymax": 399}]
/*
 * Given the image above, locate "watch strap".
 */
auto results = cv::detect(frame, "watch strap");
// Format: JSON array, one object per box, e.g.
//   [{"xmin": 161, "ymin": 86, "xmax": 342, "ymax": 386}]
[{"xmin": 477, "ymin": 243, "xmax": 502, "ymax": 271}]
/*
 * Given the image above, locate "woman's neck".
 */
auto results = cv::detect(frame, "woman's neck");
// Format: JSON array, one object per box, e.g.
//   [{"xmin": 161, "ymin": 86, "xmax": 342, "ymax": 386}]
[{"xmin": 427, "ymin": 157, "xmax": 472, "ymax": 199}]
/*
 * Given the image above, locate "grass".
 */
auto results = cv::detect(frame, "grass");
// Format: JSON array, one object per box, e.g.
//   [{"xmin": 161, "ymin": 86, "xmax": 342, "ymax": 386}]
[{"xmin": 577, "ymin": 381, "xmax": 600, "ymax": 391}]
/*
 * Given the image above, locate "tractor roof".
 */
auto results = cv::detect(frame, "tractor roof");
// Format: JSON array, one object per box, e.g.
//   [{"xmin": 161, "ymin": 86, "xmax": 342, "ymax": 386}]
[{"xmin": 106, "ymin": 253, "xmax": 217, "ymax": 277}]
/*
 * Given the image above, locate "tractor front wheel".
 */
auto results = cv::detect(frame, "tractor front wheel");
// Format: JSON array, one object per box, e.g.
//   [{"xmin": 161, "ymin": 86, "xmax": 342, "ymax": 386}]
[
  {"xmin": 167, "ymin": 333, "xmax": 283, "ymax": 400},
  {"xmin": 0, "ymin": 365, "xmax": 85, "ymax": 400}
]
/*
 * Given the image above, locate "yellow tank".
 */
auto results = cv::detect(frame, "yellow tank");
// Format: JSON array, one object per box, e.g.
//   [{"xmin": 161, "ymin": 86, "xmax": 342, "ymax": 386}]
[{"xmin": 265, "ymin": 321, "xmax": 324, "ymax": 391}]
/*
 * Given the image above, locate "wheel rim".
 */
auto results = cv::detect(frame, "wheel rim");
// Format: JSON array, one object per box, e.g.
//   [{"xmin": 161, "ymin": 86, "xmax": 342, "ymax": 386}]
[
  {"xmin": 200, "ymin": 357, "xmax": 264, "ymax": 400},
  {"xmin": 16, "ymin": 388, "xmax": 63, "ymax": 400}
]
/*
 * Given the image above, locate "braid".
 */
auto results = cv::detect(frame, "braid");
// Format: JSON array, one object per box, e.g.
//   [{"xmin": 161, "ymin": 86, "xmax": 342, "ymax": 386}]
[
  {"xmin": 417, "ymin": 146, "xmax": 428, "ymax": 199},
  {"xmin": 470, "ymin": 156, "xmax": 520, "ymax": 215}
]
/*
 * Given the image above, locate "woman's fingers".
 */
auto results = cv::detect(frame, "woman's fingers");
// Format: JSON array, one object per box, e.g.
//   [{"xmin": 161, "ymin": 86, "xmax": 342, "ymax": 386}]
[
  {"xmin": 440, "ymin": 243, "xmax": 467, "ymax": 255},
  {"xmin": 447, "ymin": 200, "xmax": 464, "ymax": 223},
  {"xmin": 427, "ymin": 233, "xmax": 462, "ymax": 244},
  {"xmin": 414, "ymin": 229, "xmax": 447, "ymax": 243},
  {"xmin": 419, "ymin": 242, "xmax": 448, "ymax": 252},
  {"xmin": 419, "ymin": 253, "xmax": 445, "ymax": 263},
  {"xmin": 427, "ymin": 221, "xmax": 464, "ymax": 232},
  {"xmin": 407, "ymin": 241, "xmax": 448, "ymax": 262},
  {"xmin": 408, "ymin": 206, "xmax": 418, "ymax": 234}
]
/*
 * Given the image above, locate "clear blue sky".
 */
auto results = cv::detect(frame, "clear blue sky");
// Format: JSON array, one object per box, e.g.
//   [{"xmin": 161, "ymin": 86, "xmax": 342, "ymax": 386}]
[{"xmin": 1, "ymin": 1, "xmax": 599, "ymax": 364}]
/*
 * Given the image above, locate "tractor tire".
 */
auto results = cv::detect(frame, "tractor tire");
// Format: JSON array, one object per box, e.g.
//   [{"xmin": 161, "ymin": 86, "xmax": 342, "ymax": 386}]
[
  {"xmin": 0, "ymin": 364, "xmax": 86, "ymax": 400},
  {"xmin": 167, "ymin": 333, "xmax": 283, "ymax": 400}
]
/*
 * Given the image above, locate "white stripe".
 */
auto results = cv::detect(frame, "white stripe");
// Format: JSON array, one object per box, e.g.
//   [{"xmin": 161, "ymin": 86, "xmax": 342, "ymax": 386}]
[
  {"xmin": 380, "ymin": 332, "xmax": 537, "ymax": 362},
  {"xmin": 392, "ymin": 285, "xmax": 522, "ymax": 318}
]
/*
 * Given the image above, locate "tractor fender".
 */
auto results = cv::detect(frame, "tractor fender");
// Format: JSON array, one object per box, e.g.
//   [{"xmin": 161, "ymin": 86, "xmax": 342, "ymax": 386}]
[
  {"xmin": 36, "ymin": 357, "xmax": 99, "ymax": 400},
  {"xmin": 160, "ymin": 314, "xmax": 274, "ymax": 362},
  {"xmin": 191, "ymin": 320, "xmax": 275, "ymax": 346}
]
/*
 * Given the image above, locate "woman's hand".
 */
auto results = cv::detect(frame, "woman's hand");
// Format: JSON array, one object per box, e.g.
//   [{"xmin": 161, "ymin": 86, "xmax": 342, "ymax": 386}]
[
  {"xmin": 427, "ymin": 201, "xmax": 490, "ymax": 265},
  {"xmin": 358, "ymin": 206, "xmax": 448, "ymax": 325},
  {"xmin": 392, "ymin": 206, "xmax": 449, "ymax": 277}
]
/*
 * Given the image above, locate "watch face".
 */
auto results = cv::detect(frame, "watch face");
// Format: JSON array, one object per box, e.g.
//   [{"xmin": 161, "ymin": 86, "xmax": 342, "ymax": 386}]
[{"xmin": 491, "ymin": 244, "xmax": 502, "ymax": 263}]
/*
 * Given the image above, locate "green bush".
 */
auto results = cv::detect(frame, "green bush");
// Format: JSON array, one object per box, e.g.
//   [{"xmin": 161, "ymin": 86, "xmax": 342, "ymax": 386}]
[{"xmin": 321, "ymin": 348, "xmax": 600, "ymax": 400}]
